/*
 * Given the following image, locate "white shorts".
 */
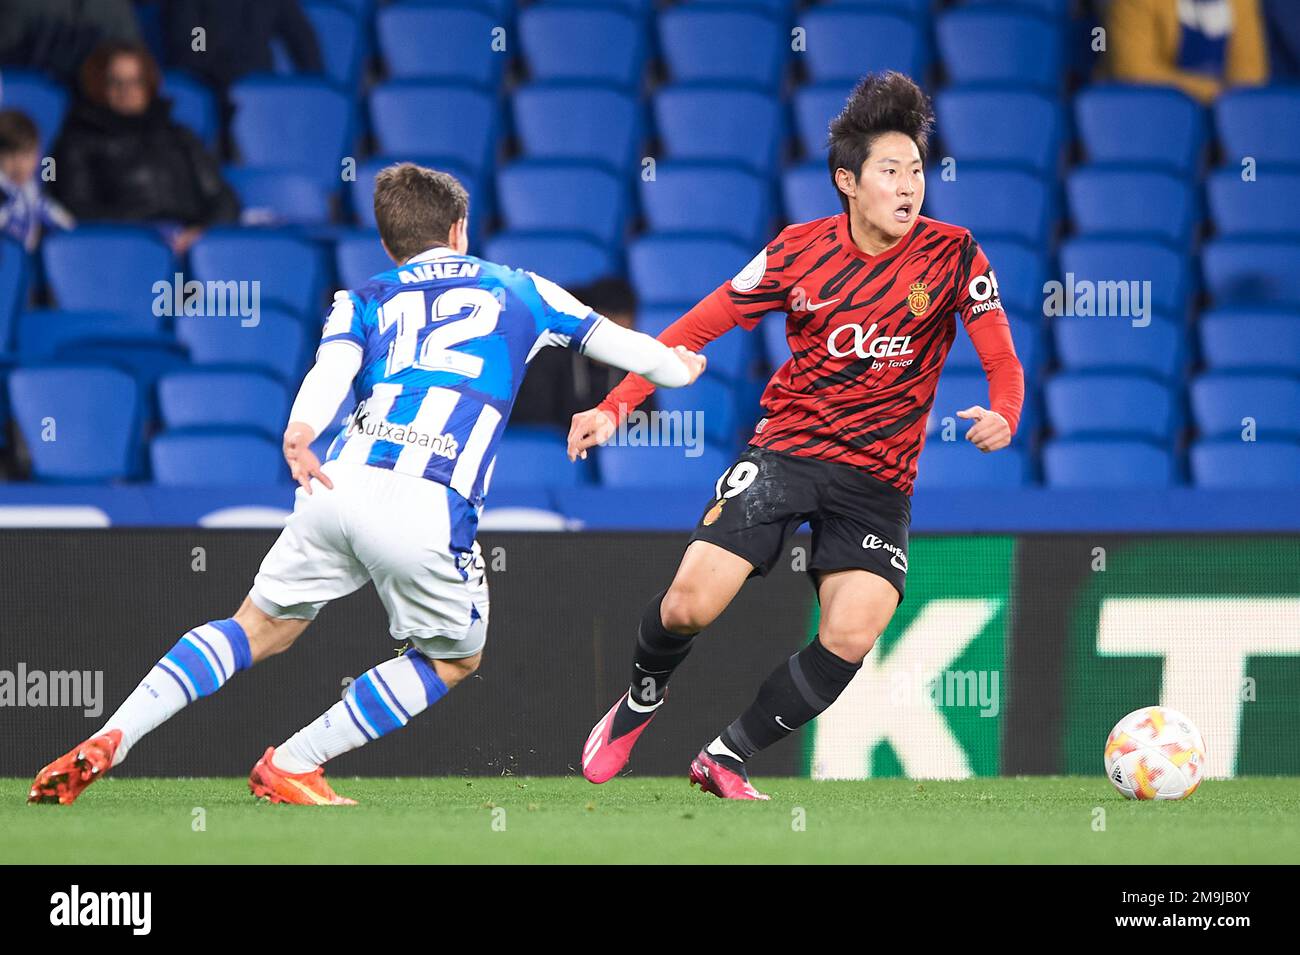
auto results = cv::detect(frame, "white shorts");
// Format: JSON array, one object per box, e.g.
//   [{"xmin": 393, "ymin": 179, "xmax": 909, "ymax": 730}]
[{"xmin": 250, "ymin": 460, "xmax": 489, "ymax": 659}]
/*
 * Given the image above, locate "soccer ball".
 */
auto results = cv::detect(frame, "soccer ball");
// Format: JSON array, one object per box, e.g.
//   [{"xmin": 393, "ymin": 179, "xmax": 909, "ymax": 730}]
[{"xmin": 1104, "ymin": 705, "xmax": 1207, "ymax": 801}]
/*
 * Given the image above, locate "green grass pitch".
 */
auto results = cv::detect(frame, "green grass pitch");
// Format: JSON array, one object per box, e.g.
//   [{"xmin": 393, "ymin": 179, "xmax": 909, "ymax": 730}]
[{"xmin": 3, "ymin": 776, "xmax": 1297, "ymax": 864}]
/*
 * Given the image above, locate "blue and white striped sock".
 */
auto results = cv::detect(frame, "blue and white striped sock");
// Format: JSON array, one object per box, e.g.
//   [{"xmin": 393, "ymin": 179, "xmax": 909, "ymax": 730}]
[
  {"xmin": 100, "ymin": 619, "xmax": 252, "ymax": 766},
  {"xmin": 271, "ymin": 648, "xmax": 449, "ymax": 773}
]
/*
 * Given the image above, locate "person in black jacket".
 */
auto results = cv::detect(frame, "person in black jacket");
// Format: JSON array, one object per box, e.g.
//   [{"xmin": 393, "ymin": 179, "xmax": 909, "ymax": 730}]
[
  {"xmin": 162, "ymin": 0, "xmax": 324, "ymax": 92},
  {"xmin": 50, "ymin": 40, "xmax": 239, "ymax": 254}
]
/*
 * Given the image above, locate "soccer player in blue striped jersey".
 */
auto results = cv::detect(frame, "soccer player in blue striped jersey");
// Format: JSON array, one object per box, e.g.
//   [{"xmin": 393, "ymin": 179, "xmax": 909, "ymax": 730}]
[{"xmin": 29, "ymin": 163, "xmax": 706, "ymax": 806}]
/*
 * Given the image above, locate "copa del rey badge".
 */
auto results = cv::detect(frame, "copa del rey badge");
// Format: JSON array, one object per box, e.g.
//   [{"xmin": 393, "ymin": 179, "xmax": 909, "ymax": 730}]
[{"xmin": 907, "ymin": 281, "xmax": 930, "ymax": 317}]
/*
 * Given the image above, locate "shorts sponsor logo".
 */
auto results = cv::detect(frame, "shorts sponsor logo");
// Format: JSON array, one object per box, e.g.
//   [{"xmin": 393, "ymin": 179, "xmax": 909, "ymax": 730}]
[{"xmin": 862, "ymin": 533, "xmax": 908, "ymax": 573}]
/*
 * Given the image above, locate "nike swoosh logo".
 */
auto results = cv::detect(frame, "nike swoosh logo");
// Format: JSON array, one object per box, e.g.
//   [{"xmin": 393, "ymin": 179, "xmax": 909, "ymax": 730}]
[
  {"xmin": 807, "ymin": 298, "xmax": 840, "ymax": 312},
  {"xmin": 775, "ymin": 716, "xmax": 794, "ymax": 731}
]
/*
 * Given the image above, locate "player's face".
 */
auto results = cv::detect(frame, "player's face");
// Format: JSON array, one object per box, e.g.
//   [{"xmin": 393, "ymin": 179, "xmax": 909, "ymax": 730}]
[{"xmin": 842, "ymin": 132, "xmax": 924, "ymax": 247}]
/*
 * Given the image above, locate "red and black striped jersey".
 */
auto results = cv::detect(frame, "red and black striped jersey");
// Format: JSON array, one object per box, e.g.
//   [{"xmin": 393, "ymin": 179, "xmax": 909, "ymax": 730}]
[{"xmin": 601, "ymin": 213, "xmax": 1024, "ymax": 495}]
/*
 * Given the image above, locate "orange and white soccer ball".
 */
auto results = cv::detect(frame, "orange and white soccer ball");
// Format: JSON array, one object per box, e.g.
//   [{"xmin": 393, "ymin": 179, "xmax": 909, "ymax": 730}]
[{"xmin": 1104, "ymin": 705, "xmax": 1207, "ymax": 800}]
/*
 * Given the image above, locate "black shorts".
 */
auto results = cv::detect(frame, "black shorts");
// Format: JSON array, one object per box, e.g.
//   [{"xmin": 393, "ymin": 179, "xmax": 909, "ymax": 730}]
[{"xmin": 690, "ymin": 445, "xmax": 911, "ymax": 601}]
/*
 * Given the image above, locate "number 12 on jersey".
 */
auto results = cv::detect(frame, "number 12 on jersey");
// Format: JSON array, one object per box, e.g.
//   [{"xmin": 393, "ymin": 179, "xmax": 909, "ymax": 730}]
[{"xmin": 377, "ymin": 288, "xmax": 501, "ymax": 379}]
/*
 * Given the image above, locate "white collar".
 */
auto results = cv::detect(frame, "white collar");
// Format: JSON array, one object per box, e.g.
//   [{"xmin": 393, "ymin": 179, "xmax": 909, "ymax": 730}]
[{"xmin": 404, "ymin": 246, "xmax": 459, "ymax": 265}]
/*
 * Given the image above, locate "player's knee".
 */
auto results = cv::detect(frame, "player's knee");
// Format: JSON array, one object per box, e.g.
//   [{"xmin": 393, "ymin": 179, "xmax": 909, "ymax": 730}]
[
  {"xmin": 817, "ymin": 628, "xmax": 878, "ymax": 665},
  {"xmin": 433, "ymin": 653, "xmax": 480, "ymax": 688},
  {"xmin": 659, "ymin": 585, "xmax": 714, "ymax": 635}
]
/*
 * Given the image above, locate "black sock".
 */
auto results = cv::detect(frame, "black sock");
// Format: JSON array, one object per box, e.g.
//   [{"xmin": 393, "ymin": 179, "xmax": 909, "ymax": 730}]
[
  {"xmin": 719, "ymin": 637, "xmax": 861, "ymax": 761},
  {"xmin": 610, "ymin": 591, "xmax": 696, "ymax": 737}
]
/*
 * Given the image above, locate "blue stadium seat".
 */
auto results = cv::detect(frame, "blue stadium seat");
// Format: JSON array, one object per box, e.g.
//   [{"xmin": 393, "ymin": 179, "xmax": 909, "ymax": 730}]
[
  {"xmin": 820, "ymin": 0, "xmax": 930, "ymax": 12},
  {"xmin": 42, "ymin": 226, "xmax": 176, "ymax": 318},
  {"xmin": 596, "ymin": 443, "xmax": 734, "ymax": 488},
  {"xmin": 1207, "ymin": 169, "xmax": 1300, "ymax": 238},
  {"xmin": 304, "ymin": 1, "xmax": 367, "ymax": 89},
  {"xmin": 9, "ymin": 366, "xmax": 139, "ymax": 482},
  {"xmin": 1202, "ymin": 238, "xmax": 1300, "ymax": 306},
  {"xmin": 1215, "ymin": 87, "xmax": 1300, "ymax": 167},
  {"xmin": 190, "ymin": 230, "xmax": 326, "ymax": 318},
  {"xmin": 935, "ymin": 88, "xmax": 1064, "ymax": 175},
  {"xmin": 369, "ymin": 82, "xmax": 497, "ymax": 175},
  {"xmin": 637, "ymin": 307, "xmax": 754, "ymax": 382},
  {"xmin": 1074, "ymin": 85, "xmax": 1207, "ymax": 175},
  {"xmin": 496, "ymin": 161, "xmax": 626, "ymax": 245},
  {"xmin": 923, "ymin": 167, "xmax": 1053, "ymax": 245},
  {"xmin": 54, "ymin": 338, "xmax": 189, "ymax": 398},
  {"xmin": 782, "ymin": 162, "xmax": 841, "ymax": 222},
  {"xmin": 158, "ymin": 370, "xmax": 289, "ymax": 438},
  {"xmin": 961, "ymin": 0, "xmax": 1072, "ymax": 13},
  {"xmin": 483, "ymin": 233, "xmax": 615, "ymax": 287},
  {"xmin": 350, "ymin": 156, "xmax": 484, "ymax": 234},
  {"xmin": 945, "ymin": 317, "xmax": 1041, "ymax": 382},
  {"xmin": 225, "ymin": 169, "xmax": 332, "ymax": 226},
  {"xmin": 1067, "ymin": 167, "xmax": 1199, "ymax": 246},
  {"xmin": 1190, "ymin": 373, "xmax": 1300, "ymax": 439},
  {"xmin": 230, "ymin": 78, "xmax": 354, "ymax": 187},
  {"xmin": 802, "ymin": 10, "xmax": 926, "ymax": 82},
  {"xmin": 519, "ymin": 6, "xmax": 646, "ymax": 88},
  {"xmin": 1199, "ymin": 308, "xmax": 1300, "ymax": 373},
  {"xmin": 0, "ymin": 70, "xmax": 66, "ymax": 153},
  {"xmin": 17, "ymin": 309, "xmax": 163, "ymax": 361},
  {"xmin": 653, "ymin": 373, "xmax": 741, "ymax": 446},
  {"xmin": 1053, "ymin": 317, "xmax": 1186, "ymax": 381},
  {"xmin": 793, "ymin": 83, "xmax": 850, "ymax": 157},
  {"xmin": 1043, "ymin": 439, "xmax": 1175, "ymax": 488},
  {"xmin": 654, "ymin": 85, "xmax": 783, "ymax": 175},
  {"xmin": 493, "ymin": 426, "xmax": 592, "ymax": 488},
  {"xmin": 915, "ymin": 442, "xmax": 1029, "ymax": 488},
  {"xmin": 974, "ymin": 238, "xmax": 1047, "ymax": 317},
  {"xmin": 628, "ymin": 235, "xmax": 752, "ymax": 308},
  {"xmin": 931, "ymin": 370, "xmax": 1038, "ymax": 444},
  {"xmin": 162, "ymin": 70, "xmax": 218, "ymax": 147},
  {"xmin": 0, "ymin": 236, "xmax": 28, "ymax": 353},
  {"xmin": 378, "ymin": 6, "xmax": 501, "ymax": 86},
  {"xmin": 151, "ymin": 429, "xmax": 284, "ymax": 486},
  {"xmin": 936, "ymin": 6, "xmax": 1062, "ymax": 92},
  {"xmin": 335, "ymin": 230, "xmax": 394, "ymax": 290},
  {"xmin": 1045, "ymin": 374, "xmax": 1177, "ymax": 441},
  {"xmin": 513, "ymin": 83, "xmax": 640, "ymax": 171},
  {"xmin": 175, "ymin": 309, "xmax": 308, "ymax": 384},
  {"xmin": 1058, "ymin": 238, "xmax": 1192, "ymax": 318},
  {"xmin": 1190, "ymin": 440, "xmax": 1300, "ymax": 488},
  {"xmin": 659, "ymin": 7, "xmax": 785, "ymax": 89},
  {"xmin": 639, "ymin": 162, "xmax": 771, "ymax": 247}
]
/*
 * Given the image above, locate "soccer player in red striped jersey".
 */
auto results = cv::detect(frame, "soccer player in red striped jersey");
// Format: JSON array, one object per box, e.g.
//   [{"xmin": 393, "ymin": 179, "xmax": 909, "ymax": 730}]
[{"xmin": 573, "ymin": 72, "xmax": 1025, "ymax": 799}]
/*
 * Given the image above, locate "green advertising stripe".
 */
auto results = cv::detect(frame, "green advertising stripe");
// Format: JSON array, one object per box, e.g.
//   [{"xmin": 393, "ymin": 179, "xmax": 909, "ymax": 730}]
[{"xmin": 804, "ymin": 537, "xmax": 1014, "ymax": 780}]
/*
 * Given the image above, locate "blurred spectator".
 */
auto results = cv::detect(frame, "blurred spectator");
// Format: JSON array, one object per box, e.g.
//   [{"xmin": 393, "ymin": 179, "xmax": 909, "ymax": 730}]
[
  {"xmin": 50, "ymin": 41, "xmax": 238, "ymax": 255},
  {"xmin": 513, "ymin": 278, "xmax": 653, "ymax": 428},
  {"xmin": 0, "ymin": 0, "xmax": 140, "ymax": 85},
  {"xmin": 1106, "ymin": 0, "xmax": 1268, "ymax": 103},
  {"xmin": 0, "ymin": 109, "xmax": 74, "ymax": 251},
  {"xmin": 161, "ymin": 0, "xmax": 323, "ymax": 92},
  {"xmin": 1262, "ymin": 0, "xmax": 1300, "ymax": 79}
]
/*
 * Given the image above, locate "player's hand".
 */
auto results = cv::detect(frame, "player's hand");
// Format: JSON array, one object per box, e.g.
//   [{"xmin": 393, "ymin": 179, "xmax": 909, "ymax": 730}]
[
  {"xmin": 957, "ymin": 406, "xmax": 1011, "ymax": 453},
  {"xmin": 674, "ymin": 345, "xmax": 707, "ymax": 385},
  {"xmin": 283, "ymin": 422, "xmax": 333, "ymax": 493},
  {"xmin": 567, "ymin": 407, "xmax": 617, "ymax": 461}
]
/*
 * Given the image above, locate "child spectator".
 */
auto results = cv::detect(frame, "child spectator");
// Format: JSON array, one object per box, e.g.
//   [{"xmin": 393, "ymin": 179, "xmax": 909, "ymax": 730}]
[{"xmin": 0, "ymin": 109, "xmax": 74, "ymax": 251}]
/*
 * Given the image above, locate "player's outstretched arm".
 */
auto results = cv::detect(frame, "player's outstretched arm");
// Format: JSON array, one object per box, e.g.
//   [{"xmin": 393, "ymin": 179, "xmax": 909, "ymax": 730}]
[{"xmin": 283, "ymin": 341, "xmax": 363, "ymax": 492}]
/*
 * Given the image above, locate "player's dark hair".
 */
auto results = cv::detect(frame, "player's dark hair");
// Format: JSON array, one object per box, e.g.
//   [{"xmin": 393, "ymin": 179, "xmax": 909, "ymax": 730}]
[
  {"xmin": 0, "ymin": 110, "xmax": 39, "ymax": 156},
  {"xmin": 826, "ymin": 72, "xmax": 934, "ymax": 214},
  {"xmin": 373, "ymin": 162, "xmax": 470, "ymax": 262}
]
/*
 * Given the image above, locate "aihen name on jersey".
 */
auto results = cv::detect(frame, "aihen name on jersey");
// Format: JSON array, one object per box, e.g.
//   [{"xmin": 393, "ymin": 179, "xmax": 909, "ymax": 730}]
[
  {"xmin": 398, "ymin": 260, "xmax": 482, "ymax": 284},
  {"xmin": 346, "ymin": 398, "xmax": 460, "ymax": 461}
]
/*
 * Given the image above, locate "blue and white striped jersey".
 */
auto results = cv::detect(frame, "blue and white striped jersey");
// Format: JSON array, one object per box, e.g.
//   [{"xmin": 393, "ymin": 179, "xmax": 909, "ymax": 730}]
[{"xmin": 320, "ymin": 246, "xmax": 601, "ymax": 506}]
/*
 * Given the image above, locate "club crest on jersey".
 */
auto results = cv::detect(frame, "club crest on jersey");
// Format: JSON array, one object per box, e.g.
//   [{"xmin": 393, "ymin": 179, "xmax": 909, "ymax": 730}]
[
  {"xmin": 702, "ymin": 499, "xmax": 725, "ymax": 526},
  {"xmin": 906, "ymin": 282, "xmax": 930, "ymax": 317}
]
